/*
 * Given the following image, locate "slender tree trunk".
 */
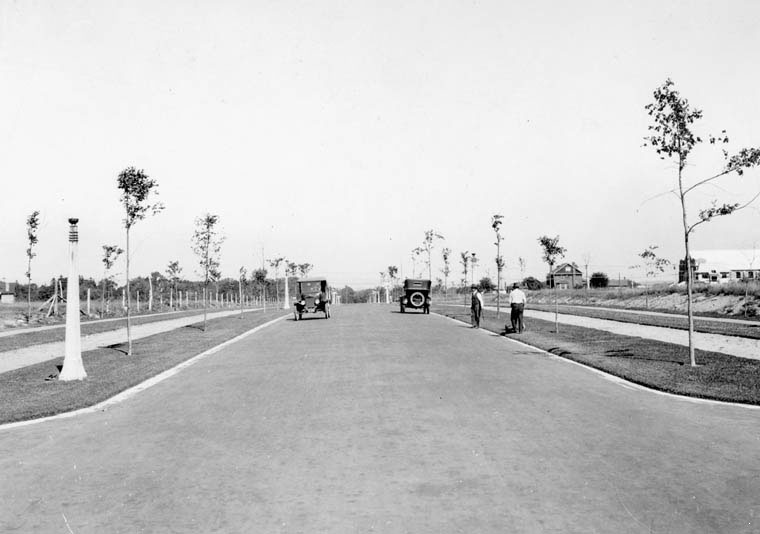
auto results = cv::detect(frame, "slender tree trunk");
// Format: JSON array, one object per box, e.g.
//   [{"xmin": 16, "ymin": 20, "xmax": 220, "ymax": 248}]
[
  {"xmin": 239, "ymin": 278, "xmax": 243, "ymax": 318},
  {"xmin": 679, "ymin": 155, "xmax": 697, "ymax": 366},
  {"xmin": 496, "ymin": 240, "xmax": 501, "ymax": 318},
  {"xmin": 101, "ymin": 274, "xmax": 106, "ymax": 319},
  {"xmin": 26, "ymin": 258, "xmax": 32, "ymax": 324},
  {"xmin": 126, "ymin": 227, "xmax": 132, "ymax": 356}
]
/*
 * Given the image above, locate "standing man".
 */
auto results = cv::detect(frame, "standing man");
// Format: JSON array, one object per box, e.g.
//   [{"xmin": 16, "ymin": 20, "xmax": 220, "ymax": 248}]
[
  {"xmin": 509, "ymin": 283, "xmax": 527, "ymax": 333},
  {"xmin": 470, "ymin": 285, "xmax": 483, "ymax": 328}
]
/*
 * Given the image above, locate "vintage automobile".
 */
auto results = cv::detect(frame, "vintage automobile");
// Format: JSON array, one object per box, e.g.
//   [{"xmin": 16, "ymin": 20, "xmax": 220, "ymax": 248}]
[
  {"xmin": 294, "ymin": 278, "xmax": 332, "ymax": 320},
  {"xmin": 399, "ymin": 278, "xmax": 432, "ymax": 313}
]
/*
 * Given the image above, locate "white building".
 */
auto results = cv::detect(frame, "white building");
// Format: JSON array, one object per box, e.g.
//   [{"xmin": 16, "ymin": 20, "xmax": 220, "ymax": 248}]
[{"xmin": 691, "ymin": 250, "xmax": 760, "ymax": 283}]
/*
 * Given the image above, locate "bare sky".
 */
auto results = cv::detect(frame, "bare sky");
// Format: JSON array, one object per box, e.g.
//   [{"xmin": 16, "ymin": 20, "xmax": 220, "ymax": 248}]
[{"xmin": 2, "ymin": 0, "xmax": 759, "ymax": 289}]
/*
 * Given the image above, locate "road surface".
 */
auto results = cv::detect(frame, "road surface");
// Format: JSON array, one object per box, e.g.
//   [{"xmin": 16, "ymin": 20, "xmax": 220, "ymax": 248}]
[{"xmin": 1, "ymin": 305, "xmax": 758, "ymax": 533}]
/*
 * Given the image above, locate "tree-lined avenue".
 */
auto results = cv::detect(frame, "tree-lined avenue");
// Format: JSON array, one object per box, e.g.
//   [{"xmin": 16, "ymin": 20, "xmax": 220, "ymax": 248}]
[{"xmin": 1, "ymin": 305, "xmax": 758, "ymax": 532}]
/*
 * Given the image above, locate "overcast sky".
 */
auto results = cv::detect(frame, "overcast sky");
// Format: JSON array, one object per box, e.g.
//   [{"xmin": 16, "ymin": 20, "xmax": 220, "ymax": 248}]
[{"xmin": 2, "ymin": 0, "xmax": 759, "ymax": 289}]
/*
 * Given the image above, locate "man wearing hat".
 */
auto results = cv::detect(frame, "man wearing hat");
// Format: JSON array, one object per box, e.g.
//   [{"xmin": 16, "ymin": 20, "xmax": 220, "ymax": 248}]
[
  {"xmin": 470, "ymin": 285, "xmax": 484, "ymax": 328},
  {"xmin": 508, "ymin": 283, "xmax": 527, "ymax": 333}
]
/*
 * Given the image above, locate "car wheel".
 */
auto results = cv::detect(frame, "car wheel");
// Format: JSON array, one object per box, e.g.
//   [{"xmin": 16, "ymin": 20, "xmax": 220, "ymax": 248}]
[{"xmin": 409, "ymin": 292, "xmax": 425, "ymax": 307}]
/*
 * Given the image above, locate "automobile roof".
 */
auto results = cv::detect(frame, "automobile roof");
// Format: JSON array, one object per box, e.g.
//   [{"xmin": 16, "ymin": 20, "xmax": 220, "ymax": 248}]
[{"xmin": 298, "ymin": 278, "xmax": 328, "ymax": 283}]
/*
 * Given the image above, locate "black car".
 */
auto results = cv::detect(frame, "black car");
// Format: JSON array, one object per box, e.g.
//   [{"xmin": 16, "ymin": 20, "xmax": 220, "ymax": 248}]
[
  {"xmin": 399, "ymin": 279, "xmax": 431, "ymax": 313},
  {"xmin": 294, "ymin": 278, "xmax": 332, "ymax": 320}
]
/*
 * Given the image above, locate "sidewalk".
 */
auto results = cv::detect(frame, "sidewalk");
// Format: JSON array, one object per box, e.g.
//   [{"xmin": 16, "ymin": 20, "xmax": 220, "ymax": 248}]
[
  {"xmin": 0, "ymin": 308, "xmax": 262, "ymax": 374},
  {"xmin": 482, "ymin": 306, "xmax": 760, "ymax": 361}
]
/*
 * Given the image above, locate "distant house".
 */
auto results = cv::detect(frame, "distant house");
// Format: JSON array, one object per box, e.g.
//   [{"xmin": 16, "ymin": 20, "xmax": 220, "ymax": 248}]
[
  {"xmin": 547, "ymin": 263, "xmax": 584, "ymax": 289},
  {"xmin": 683, "ymin": 250, "xmax": 760, "ymax": 284},
  {"xmin": 607, "ymin": 277, "xmax": 640, "ymax": 289},
  {"xmin": 0, "ymin": 280, "xmax": 16, "ymax": 304}
]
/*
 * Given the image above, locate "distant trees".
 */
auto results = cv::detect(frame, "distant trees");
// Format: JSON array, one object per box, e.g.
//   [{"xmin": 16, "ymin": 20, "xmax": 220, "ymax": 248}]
[
  {"xmin": 635, "ymin": 245, "xmax": 671, "ymax": 308},
  {"xmin": 479, "ymin": 277, "xmax": 495, "ymax": 292},
  {"xmin": 590, "ymin": 272, "xmax": 609, "ymax": 288},
  {"xmin": 117, "ymin": 166, "xmax": 163, "ymax": 356},
  {"xmin": 459, "ymin": 251, "xmax": 470, "ymax": 301},
  {"xmin": 252, "ymin": 268, "xmax": 268, "ymax": 303},
  {"xmin": 643, "ymin": 78, "xmax": 760, "ymax": 366},
  {"xmin": 192, "ymin": 213, "xmax": 223, "ymax": 332},
  {"xmin": 522, "ymin": 276, "xmax": 543, "ymax": 290},
  {"xmin": 101, "ymin": 245, "xmax": 124, "ymax": 317},
  {"xmin": 25, "ymin": 210, "xmax": 40, "ymax": 323}
]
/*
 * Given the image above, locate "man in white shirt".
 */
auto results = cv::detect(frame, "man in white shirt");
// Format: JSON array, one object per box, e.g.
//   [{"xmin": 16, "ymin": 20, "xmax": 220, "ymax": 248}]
[{"xmin": 508, "ymin": 283, "xmax": 527, "ymax": 333}]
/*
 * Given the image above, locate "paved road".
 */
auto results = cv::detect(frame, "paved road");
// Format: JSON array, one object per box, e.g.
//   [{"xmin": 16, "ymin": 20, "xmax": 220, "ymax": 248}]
[
  {"xmin": 1, "ymin": 305, "xmax": 758, "ymax": 533},
  {"xmin": 0, "ymin": 308, "xmax": 263, "ymax": 374}
]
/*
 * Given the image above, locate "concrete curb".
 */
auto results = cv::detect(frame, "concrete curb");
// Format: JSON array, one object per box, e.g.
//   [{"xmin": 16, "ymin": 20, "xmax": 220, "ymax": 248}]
[
  {"xmin": 1, "ymin": 314, "xmax": 290, "ymax": 431},
  {"xmin": 434, "ymin": 312, "xmax": 760, "ymax": 411}
]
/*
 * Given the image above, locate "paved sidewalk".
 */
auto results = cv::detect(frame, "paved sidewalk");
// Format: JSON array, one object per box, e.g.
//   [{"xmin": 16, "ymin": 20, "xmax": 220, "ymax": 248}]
[
  {"xmin": 482, "ymin": 306, "xmax": 760, "ymax": 360},
  {"xmin": 0, "ymin": 308, "xmax": 262, "ymax": 374}
]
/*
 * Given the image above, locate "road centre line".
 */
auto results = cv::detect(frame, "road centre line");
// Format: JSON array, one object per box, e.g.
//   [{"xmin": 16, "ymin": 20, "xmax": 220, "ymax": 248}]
[{"xmin": 0, "ymin": 314, "xmax": 290, "ymax": 431}]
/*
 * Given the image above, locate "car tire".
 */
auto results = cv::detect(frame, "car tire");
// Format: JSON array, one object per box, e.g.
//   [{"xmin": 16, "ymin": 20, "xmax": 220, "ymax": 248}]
[{"xmin": 409, "ymin": 292, "xmax": 425, "ymax": 307}]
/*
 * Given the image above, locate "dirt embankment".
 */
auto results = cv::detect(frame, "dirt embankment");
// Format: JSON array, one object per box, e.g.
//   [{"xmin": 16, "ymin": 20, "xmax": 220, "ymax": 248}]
[{"xmin": 525, "ymin": 291, "xmax": 758, "ymax": 318}]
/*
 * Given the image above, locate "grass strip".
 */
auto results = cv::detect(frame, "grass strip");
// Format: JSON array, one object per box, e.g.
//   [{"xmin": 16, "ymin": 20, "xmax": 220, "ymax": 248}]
[
  {"xmin": 434, "ymin": 304, "xmax": 760, "ymax": 406},
  {"xmin": 0, "ymin": 310, "xmax": 286, "ymax": 424},
  {"xmin": 0, "ymin": 307, "xmax": 262, "ymax": 353},
  {"xmin": 524, "ymin": 303, "xmax": 760, "ymax": 340}
]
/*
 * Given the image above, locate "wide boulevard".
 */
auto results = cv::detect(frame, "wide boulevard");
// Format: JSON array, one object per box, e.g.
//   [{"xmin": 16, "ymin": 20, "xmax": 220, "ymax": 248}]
[{"xmin": 1, "ymin": 305, "xmax": 758, "ymax": 533}]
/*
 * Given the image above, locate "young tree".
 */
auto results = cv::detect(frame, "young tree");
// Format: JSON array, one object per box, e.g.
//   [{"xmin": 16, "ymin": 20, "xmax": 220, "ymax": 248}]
[
  {"xmin": 387, "ymin": 265, "xmax": 399, "ymax": 300},
  {"xmin": 192, "ymin": 214, "xmax": 224, "ymax": 332},
  {"xmin": 440, "ymin": 249, "xmax": 451, "ymax": 299},
  {"xmin": 538, "ymin": 235, "xmax": 566, "ymax": 332},
  {"xmin": 470, "ymin": 252, "xmax": 478, "ymax": 287},
  {"xmin": 634, "ymin": 245, "xmax": 671, "ymax": 309},
  {"xmin": 166, "ymin": 260, "xmax": 182, "ymax": 309},
  {"xmin": 491, "ymin": 214, "xmax": 505, "ymax": 316},
  {"xmin": 644, "ymin": 78, "xmax": 760, "ymax": 366},
  {"xmin": 581, "ymin": 252, "xmax": 592, "ymax": 294},
  {"xmin": 117, "ymin": 166, "xmax": 163, "ymax": 355},
  {"xmin": 239, "ymin": 266, "xmax": 247, "ymax": 318},
  {"xmin": 459, "ymin": 251, "xmax": 470, "ymax": 305},
  {"xmin": 25, "ymin": 210, "xmax": 40, "ymax": 323},
  {"xmin": 411, "ymin": 247, "xmax": 423, "ymax": 278},
  {"xmin": 421, "ymin": 229, "xmax": 444, "ymax": 281},
  {"xmin": 590, "ymin": 272, "xmax": 609, "ymax": 288},
  {"xmin": 101, "ymin": 245, "xmax": 124, "ymax": 318},
  {"xmin": 252, "ymin": 268, "xmax": 268, "ymax": 305},
  {"xmin": 267, "ymin": 257, "xmax": 285, "ymax": 304},
  {"xmin": 297, "ymin": 263, "xmax": 313, "ymax": 278}
]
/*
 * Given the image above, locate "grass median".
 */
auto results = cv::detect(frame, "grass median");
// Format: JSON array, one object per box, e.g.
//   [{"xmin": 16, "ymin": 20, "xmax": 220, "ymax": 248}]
[
  {"xmin": 0, "ymin": 309, "xmax": 287, "ymax": 425},
  {"xmin": 434, "ymin": 304, "xmax": 760, "ymax": 406},
  {"xmin": 0, "ymin": 307, "xmax": 264, "ymax": 353}
]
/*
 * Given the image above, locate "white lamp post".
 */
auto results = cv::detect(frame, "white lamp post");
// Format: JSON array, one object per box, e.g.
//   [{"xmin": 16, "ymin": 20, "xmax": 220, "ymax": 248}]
[{"xmin": 60, "ymin": 218, "xmax": 86, "ymax": 381}]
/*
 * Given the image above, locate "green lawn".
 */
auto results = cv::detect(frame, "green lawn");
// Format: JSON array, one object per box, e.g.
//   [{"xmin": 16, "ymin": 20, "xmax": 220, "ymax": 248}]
[
  {"xmin": 434, "ymin": 304, "xmax": 760, "ymax": 406},
  {"xmin": 0, "ymin": 310, "xmax": 287, "ymax": 424}
]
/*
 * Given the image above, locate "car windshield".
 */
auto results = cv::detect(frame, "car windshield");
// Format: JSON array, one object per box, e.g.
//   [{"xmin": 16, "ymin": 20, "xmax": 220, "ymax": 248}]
[{"xmin": 299, "ymin": 281, "xmax": 322, "ymax": 295}]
